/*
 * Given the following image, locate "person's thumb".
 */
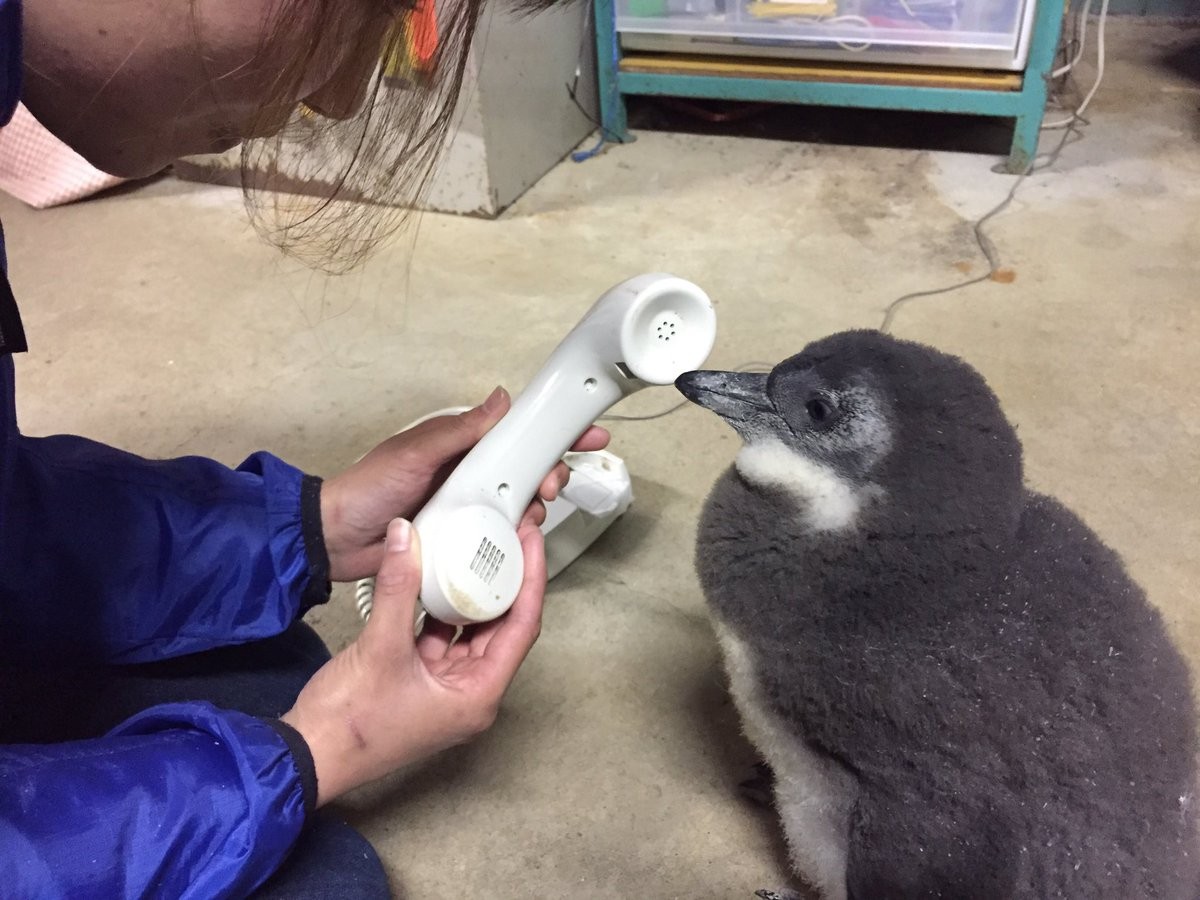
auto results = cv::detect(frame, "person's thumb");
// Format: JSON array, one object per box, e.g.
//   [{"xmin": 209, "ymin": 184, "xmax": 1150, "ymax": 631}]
[
  {"xmin": 466, "ymin": 385, "xmax": 510, "ymax": 430},
  {"xmin": 362, "ymin": 518, "xmax": 423, "ymax": 654},
  {"xmin": 417, "ymin": 387, "xmax": 510, "ymax": 460}
]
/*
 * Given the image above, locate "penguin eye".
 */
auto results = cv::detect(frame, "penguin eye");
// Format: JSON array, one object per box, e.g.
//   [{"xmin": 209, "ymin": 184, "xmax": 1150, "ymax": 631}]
[{"xmin": 806, "ymin": 396, "xmax": 836, "ymax": 424}]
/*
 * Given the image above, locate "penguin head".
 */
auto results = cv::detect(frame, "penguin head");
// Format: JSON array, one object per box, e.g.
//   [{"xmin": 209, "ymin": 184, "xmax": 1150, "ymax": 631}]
[{"xmin": 677, "ymin": 330, "xmax": 1024, "ymax": 537}]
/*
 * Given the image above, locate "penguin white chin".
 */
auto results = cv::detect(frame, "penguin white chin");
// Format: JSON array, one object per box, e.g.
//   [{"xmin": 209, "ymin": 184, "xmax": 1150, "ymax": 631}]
[{"xmin": 735, "ymin": 438, "xmax": 879, "ymax": 533}]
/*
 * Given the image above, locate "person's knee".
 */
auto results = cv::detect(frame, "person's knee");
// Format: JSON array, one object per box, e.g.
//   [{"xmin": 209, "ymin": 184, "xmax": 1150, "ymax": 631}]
[{"xmin": 253, "ymin": 814, "xmax": 390, "ymax": 900}]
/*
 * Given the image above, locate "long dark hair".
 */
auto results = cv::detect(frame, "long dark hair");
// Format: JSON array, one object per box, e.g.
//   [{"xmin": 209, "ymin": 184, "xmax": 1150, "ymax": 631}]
[{"xmin": 234, "ymin": 0, "xmax": 497, "ymax": 273}]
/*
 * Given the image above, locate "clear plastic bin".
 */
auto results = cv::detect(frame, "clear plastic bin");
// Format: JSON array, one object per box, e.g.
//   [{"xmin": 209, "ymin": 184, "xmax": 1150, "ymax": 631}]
[{"xmin": 616, "ymin": 0, "xmax": 1036, "ymax": 71}]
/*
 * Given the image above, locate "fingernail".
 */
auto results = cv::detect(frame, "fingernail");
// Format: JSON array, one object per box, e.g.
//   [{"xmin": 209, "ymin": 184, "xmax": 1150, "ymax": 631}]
[
  {"xmin": 386, "ymin": 518, "xmax": 411, "ymax": 552},
  {"xmin": 483, "ymin": 386, "xmax": 505, "ymax": 414}
]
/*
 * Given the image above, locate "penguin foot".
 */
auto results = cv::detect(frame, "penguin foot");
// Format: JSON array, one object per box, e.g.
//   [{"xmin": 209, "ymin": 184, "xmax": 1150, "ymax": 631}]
[
  {"xmin": 739, "ymin": 761, "xmax": 775, "ymax": 808},
  {"xmin": 754, "ymin": 889, "xmax": 805, "ymax": 900}
]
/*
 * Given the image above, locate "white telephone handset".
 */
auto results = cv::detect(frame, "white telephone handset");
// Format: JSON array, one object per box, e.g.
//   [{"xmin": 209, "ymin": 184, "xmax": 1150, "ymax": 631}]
[{"xmin": 411, "ymin": 274, "xmax": 716, "ymax": 625}]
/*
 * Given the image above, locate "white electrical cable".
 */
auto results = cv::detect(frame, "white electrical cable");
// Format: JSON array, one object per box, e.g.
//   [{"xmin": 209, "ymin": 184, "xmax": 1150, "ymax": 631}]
[
  {"xmin": 1043, "ymin": 0, "xmax": 1109, "ymax": 129},
  {"xmin": 824, "ymin": 15, "xmax": 873, "ymax": 52},
  {"xmin": 1052, "ymin": 0, "xmax": 1091, "ymax": 78},
  {"xmin": 355, "ymin": 576, "xmax": 379, "ymax": 621},
  {"xmin": 354, "ymin": 406, "xmax": 472, "ymax": 623}
]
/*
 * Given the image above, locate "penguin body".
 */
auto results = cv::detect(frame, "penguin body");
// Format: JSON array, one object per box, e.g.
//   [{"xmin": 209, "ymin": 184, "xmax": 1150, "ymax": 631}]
[{"xmin": 678, "ymin": 331, "xmax": 1198, "ymax": 899}]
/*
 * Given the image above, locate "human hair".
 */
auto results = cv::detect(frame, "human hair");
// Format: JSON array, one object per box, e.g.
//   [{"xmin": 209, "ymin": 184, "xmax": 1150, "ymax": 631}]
[{"xmin": 230, "ymin": 0, "xmax": 549, "ymax": 274}]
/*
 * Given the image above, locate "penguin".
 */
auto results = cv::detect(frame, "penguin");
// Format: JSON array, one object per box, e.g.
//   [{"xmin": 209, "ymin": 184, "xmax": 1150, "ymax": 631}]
[{"xmin": 675, "ymin": 330, "xmax": 1198, "ymax": 900}]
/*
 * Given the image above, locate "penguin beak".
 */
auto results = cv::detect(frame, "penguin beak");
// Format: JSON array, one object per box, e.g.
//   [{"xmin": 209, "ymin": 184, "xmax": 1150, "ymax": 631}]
[{"xmin": 675, "ymin": 370, "xmax": 772, "ymax": 426}]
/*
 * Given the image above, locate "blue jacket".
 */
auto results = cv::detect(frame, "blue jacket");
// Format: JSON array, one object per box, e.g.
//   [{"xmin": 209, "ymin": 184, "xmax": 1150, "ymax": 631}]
[{"xmin": 0, "ymin": 3, "xmax": 327, "ymax": 895}]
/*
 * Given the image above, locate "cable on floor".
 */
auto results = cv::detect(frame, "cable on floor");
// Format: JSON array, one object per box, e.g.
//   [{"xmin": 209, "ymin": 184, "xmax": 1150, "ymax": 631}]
[{"xmin": 878, "ymin": 121, "xmax": 1082, "ymax": 334}]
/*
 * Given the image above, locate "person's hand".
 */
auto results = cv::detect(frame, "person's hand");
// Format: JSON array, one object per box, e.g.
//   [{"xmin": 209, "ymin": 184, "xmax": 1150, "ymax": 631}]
[
  {"xmin": 321, "ymin": 387, "xmax": 609, "ymax": 582},
  {"xmin": 281, "ymin": 517, "xmax": 546, "ymax": 806}
]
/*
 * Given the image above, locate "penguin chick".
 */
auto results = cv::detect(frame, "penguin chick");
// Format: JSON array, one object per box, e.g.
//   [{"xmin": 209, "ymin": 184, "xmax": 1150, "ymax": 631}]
[{"xmin": 677, "ymin": 330, "xmax": 1198, "ymax": 900}]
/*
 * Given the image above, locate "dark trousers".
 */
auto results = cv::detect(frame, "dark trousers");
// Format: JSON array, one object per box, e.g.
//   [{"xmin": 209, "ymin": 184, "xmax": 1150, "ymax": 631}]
[{"xmin": 0, "ymin": 622, "xmax": 391, "ymax": 899}]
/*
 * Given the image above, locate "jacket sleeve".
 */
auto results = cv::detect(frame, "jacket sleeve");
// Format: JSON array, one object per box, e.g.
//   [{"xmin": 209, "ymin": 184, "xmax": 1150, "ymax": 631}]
[
  {"xmin": 0, "ymin": 702, "xmax": 317, "ymax": 900},
  {"xmin": 0, "ymin": 431, "xmax": 331, "ymax": 665}
]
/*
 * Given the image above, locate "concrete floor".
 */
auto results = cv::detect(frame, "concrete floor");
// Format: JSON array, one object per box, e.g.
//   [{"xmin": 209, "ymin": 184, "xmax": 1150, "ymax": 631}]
[{"xmin": 3, "ymin": 18, "xmax": 1198, "ymax": 900}]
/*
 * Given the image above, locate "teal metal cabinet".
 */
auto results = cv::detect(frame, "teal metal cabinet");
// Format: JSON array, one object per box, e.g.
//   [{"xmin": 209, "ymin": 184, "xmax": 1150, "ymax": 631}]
[{"xmin": 594, "ymin": 0, "xmax": 1065, "ymax": 172}]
